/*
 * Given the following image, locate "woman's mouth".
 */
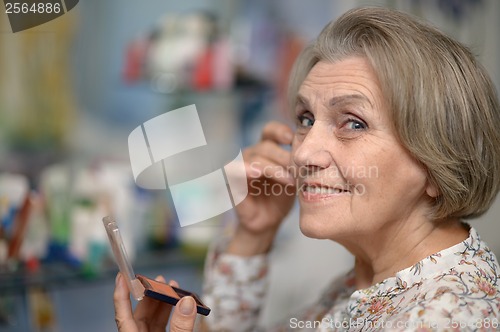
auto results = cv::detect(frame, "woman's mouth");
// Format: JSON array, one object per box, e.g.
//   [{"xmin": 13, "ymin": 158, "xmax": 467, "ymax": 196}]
[{"xmin": 301, "ymin": 184, "xmax": 351, "ymax": 201}]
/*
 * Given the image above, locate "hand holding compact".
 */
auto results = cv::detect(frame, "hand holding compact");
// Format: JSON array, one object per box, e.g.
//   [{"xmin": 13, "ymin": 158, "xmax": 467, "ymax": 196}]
[{"xmin": 113, "ymin": 273, "xmax": 196, "ymax": 332}]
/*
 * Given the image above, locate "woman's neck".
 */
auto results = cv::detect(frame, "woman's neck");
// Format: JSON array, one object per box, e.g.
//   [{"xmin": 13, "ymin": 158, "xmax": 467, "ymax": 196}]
[{"xmin": 346, "ymin": 218, "xmax": 468, "ymax": 290}]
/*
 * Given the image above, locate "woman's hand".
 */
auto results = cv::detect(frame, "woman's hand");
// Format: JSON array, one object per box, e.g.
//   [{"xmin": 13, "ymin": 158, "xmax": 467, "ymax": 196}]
[
  {"xmin": 228, "ymin": 122, "xmax": 296, "ymax": 256},
  {"xmin": 113, "ymin": 273, "xmax": 197, "ymax": 332}
]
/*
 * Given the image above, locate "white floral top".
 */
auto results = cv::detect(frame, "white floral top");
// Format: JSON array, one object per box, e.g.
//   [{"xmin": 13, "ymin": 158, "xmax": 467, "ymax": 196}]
[{"xmin": 201, "ymin": 227, "xmax": 500, "ymax": 331}]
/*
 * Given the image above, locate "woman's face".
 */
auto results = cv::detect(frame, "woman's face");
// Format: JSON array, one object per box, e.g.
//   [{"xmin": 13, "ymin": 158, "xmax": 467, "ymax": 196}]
[{"xmin": 291, "ymin": 57, "xmax": 436, "ymax": 243}]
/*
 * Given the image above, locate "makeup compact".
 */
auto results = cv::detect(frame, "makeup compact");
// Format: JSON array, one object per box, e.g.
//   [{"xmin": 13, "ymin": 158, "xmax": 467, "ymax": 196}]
[{"xmin": 102, "ymin": 216, "xmax": 211, "ymax": 316}]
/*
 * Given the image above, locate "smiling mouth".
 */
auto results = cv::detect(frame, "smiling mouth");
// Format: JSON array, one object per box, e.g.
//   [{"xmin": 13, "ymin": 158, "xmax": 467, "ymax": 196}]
[{"xmin": 302, "ymin": 185, "xmax": 351, "ymax": 195}]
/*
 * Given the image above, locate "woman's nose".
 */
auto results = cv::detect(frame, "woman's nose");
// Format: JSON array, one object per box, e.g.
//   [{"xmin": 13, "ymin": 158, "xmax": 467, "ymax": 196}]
[{"xmin": 292, "ymin": 124, "xmax": 334, "ymax": 170}]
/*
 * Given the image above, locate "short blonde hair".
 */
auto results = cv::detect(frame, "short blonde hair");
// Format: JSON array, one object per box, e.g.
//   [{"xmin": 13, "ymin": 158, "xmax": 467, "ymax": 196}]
[{"xmin": 288, "ymin": 7, "xmax": 500, "ymax": 220}]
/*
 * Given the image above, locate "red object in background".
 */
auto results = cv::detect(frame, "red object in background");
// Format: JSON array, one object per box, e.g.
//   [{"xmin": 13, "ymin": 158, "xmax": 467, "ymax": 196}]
[
  {"xmin": 7, "ymin": 191, "xmax": 33, "ymax": 260},
  {"xmin": 123, "ymin": 38, "xmax": 149, "ymax": 83},
  {"xmin": 192, "ymin": 47, "xmax": 214, "ymax": 90},
  {"xmin": 26, "ymin": 256, "xmax": 40, "ymax": 273}
]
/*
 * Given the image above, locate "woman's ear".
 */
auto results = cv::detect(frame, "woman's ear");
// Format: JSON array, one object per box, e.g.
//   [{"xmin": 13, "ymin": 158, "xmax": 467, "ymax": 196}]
[{"xmin": 425, "ymin": 180, "xmax": 439, "ymax": 198}]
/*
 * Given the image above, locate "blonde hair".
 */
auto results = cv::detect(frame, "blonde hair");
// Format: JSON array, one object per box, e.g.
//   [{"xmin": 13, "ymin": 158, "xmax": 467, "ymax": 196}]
[{"xmin": 288, "ymin": 7, "xmax": 500, "ymax": 219}]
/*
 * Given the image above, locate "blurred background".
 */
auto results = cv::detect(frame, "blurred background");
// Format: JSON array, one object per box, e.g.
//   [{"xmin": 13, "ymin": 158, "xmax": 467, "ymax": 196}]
[{"xmin": 0, "ymin": 0, "xmax": 499, "ymax": 331}]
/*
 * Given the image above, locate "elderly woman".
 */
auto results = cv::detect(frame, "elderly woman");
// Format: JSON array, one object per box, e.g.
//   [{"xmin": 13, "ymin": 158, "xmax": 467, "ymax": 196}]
[{"xmin": 114, "ymin": 7, "xmax": 500, "ymax": 331}]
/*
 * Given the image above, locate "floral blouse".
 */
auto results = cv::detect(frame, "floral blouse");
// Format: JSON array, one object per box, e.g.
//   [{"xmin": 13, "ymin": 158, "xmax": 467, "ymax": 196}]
[{"xmin": 200, "ymin": 227, "xmax": 500, "ymax": 331}]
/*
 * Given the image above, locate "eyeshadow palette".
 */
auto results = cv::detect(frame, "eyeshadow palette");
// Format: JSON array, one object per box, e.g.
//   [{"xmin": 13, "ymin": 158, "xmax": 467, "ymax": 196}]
[{"xmin": 137, "ymin": 274, "xmax": 211, "ymax": 316}]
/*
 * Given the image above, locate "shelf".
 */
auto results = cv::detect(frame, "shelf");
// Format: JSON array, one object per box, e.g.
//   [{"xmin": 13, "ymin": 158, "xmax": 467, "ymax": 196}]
[{"xmin": 0, "ymin": 248, "xmax": 205, "ymax": 295}]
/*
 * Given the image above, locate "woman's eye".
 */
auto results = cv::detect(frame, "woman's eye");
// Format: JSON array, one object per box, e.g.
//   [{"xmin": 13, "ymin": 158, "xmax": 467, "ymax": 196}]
[
  {"xmin": 345, "ymin": 118, "xmax": 367, "ymax": 130},
  {"xmin": 298, "ymin": 114, "xmax": 314, "ymax": 127}
]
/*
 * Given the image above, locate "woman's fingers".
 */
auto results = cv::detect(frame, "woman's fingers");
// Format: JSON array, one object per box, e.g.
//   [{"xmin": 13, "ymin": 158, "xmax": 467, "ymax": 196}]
[
  {"xmin": 133, "ymin": 294, "xmax": 160, "ymax": 323},
  {"xmin": 244, "ymin": 143, "xmax": 294, "ymax": 182},
  {"xmin": 151, "ymin": 279, "xmax": 179, "ymax": 329},
  {"xmin": 113, "ymin": 274, "xmax": 195, "ymax": 332},
  {"xmin": 247, "ymin": 124, "xmax": 293, "ymax": 168},
  {"xmin": 247, "ymin": 140, "xmax": 292, "ymax": 168},
  {"xmin": 261, "ymin": 121, "xmax": 294, "ymax": 145},
  {"xmin": 245, "ymin": 158, "xmax": 295, "ymax": 186},
  {"xmin": 243, "ymin": 122, "xmax": 295, "ymax": 186},
  {"xmin": 133, "ymin": 275, "xmax": 172, "ymax": 332},
  {"xmin": 169, "ymin": 280, "xmax": 180, "ymax": 288},
  {"xmin": 113, "ymin": 273, "xmax": 138, "ymax": 332},
  {"xmin": 169, "ymin": 296, "xmax": 197, "ymax": 332}
]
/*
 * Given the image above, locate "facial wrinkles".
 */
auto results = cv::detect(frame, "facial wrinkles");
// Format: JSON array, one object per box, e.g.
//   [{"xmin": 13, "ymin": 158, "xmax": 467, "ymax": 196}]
[
  {"xmin": 296, "ymin": 89, "xmax": 372, "ymax": 179},
  {"xmin": 299, "ymin": 67, "xmax": 380, "ymax": 112},
  {"xmin": 297, "ymin": 67, "xmax": 392, "ymax": 217},
  {"xmin": 295, "ymin": 60, "xmax": 392, "ymax": 174}
]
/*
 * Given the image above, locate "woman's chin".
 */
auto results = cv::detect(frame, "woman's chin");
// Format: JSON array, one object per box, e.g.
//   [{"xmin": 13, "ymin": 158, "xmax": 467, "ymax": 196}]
[{"xmin": 299, "ymin": 218, "xmax": 331, "ymax": 239}]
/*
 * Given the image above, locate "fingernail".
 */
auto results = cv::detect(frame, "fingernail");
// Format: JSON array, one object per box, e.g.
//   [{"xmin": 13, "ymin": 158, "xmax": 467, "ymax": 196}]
[
  {"xmin": 249, "ymin": 167, "xmax": 261, "ymax": 178},
  {"xmin": 155, "ymin": 275, "xmax": 165, "ymax": 283},
  {"xmin": 178, "ymin": 296, "xmax": 195, "ymax": 316}
]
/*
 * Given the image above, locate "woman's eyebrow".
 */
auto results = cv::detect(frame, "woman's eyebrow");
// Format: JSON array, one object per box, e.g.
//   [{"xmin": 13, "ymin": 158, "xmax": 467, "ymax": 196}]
[{"xmin": 295, "ymin": 94, "xmax": 310, "ymax": 109}]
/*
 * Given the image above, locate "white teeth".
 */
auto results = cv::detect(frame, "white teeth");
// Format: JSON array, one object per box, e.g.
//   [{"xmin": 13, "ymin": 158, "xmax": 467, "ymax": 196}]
[{"xmin": 304, "ymin": 185, "xmax": 344, "ymax": 194}]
